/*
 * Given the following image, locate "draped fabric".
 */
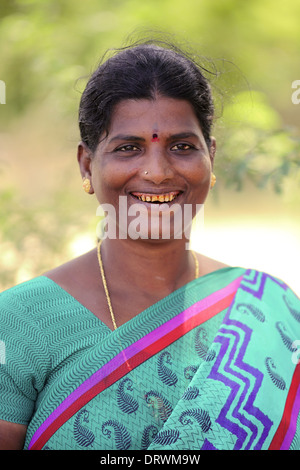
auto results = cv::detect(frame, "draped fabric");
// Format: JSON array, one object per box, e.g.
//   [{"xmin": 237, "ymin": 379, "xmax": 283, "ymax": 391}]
[{"xmin": 21, "ymin": 268, "xmax": 300, "ymax": 450}]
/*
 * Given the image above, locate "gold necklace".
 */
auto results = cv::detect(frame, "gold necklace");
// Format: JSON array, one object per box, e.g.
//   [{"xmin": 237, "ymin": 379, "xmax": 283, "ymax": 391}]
[{"xmin": 97, "ymin": 239, "xmax": 199, "ymax": 330}]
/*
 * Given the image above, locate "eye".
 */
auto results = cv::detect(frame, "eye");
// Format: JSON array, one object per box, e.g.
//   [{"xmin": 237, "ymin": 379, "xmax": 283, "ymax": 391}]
[
  {"xmin": 171, "ymin": 143, "xmax": 195, "ymax": 151},
  {"xmin": 115, "ymin": 144, "xmax": 140, "ymax": 152}
]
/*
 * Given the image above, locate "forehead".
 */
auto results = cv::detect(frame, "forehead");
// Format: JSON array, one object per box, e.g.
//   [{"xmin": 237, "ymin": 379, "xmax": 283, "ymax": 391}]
[{"xmin": 108, "ymin": 97, "xmax": 202, "ymax": 136}]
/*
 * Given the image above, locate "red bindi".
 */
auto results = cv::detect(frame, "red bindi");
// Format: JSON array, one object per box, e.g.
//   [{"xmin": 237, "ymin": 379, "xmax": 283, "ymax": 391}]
[{"xmin": 151, "ymin": 133, "xmax": 159, "ymax": 142}]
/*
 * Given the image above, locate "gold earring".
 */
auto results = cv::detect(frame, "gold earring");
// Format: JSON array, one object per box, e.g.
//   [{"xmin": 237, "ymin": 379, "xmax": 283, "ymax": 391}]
[
  {"xmin": 210, "ymin": 173, "xmax": 216, "ymax": 188},
  {"xmin": 82, "ymin": 177, "xmax": 92, "ymax": 193}
]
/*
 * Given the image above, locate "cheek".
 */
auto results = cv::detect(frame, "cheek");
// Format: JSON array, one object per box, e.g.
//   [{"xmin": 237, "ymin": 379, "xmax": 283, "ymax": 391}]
[
  {"xmin": 185, "ymin": 158, "xmax": 212, "ymax": 202},
  {"xmin": 187, "ymin": 157, "xmax": 211, "ymax": 186},
  {"xmin": 92, "ymin": 159, "xmax": 136, "ymax": 203}
]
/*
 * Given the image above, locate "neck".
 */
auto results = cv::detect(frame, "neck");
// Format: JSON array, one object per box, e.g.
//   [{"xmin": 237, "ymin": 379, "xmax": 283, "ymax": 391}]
[{"xmin": 99, "ymin": 238, "xmax": 196, "ymax": 297}]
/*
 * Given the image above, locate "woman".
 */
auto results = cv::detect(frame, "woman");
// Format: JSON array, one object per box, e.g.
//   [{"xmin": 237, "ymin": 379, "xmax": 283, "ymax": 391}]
[{"xmin": 1, "ymin": 41, "xmax": 300, "ymax": 451}]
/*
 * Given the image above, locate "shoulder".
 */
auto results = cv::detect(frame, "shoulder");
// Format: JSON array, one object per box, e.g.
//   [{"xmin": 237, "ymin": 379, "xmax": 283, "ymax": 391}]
[
  {"xmin": 0, "ymin": 277, "xmax": 56, "ymax": 348},
  {"xmin": 0, "ymin": 276, "xmax": 52, "ymax": 311},
  {"xmin": 0, "ymin": 249, "xmax": 97, "ymax": 315},
  {"xmin": 43, "ymin": 248, "xmax": 98, "ymax": 292},
  {"xmin": 42, "ymin": 249, "xmax": 103, "ymax": 314},
  {"xmin": 0, "ymin": 274, "xmax": 77, "ymax": 330}
]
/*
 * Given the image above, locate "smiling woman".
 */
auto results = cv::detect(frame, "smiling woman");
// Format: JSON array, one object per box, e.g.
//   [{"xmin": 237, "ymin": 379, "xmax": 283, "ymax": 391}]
[
  {"xmin": 0, "ymin": 39, "xmax": 300, "ymax": 451},
  {"xmin": 79, "ymin": 96, "xmax": 213, "ymax": 242}
]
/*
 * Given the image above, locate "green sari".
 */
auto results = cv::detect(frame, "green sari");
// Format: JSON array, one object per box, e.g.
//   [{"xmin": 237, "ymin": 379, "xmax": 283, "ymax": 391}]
[{"xmin": 21, "ymin": 267, "xmax": 300, "ymax": 450}]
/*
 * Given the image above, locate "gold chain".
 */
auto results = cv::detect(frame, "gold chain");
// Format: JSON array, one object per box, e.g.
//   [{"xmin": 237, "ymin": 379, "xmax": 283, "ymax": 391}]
[
  {"xmin": 193, "ymin": 249, "xmax": 199, "ymax": 279},
  {"xmin": 97, "ymin": 239, "xmax": 199, "ymax": 330}
]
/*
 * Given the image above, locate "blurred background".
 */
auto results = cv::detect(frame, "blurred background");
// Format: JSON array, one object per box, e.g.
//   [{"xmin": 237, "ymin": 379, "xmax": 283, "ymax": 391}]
[{"xmin": 0, "ymin": 0, "xmax": 299, "ymax": 295}]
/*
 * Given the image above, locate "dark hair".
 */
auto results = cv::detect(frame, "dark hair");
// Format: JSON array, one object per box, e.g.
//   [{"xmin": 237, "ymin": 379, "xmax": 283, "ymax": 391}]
[{"xmin": 78, "ymin": 41, "xmax": 215, "ymax": 152}]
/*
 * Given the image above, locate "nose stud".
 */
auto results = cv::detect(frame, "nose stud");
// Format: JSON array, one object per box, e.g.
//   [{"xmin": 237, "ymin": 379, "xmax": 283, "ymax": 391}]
[{"xmin": 144, "ymin": 171, "xmax": 148, "ymax": 175}]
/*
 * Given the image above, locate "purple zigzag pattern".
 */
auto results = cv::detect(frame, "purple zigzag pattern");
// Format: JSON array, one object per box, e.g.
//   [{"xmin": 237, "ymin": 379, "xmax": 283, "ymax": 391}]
[
  {"xmin": 201, "ymin": 439, "xmax": 218, "ymax": 450},
  {"xmin": 209, "ymin": 318, "xmax": 273, "ymax": 450},
  {"xmin": 240, "ymin": 270, "xmax": 287, "ymax": 300}
]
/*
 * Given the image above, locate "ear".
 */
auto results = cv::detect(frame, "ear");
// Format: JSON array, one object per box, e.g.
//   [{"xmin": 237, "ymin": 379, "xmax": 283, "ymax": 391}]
[
  {"xmin": 209, "ymin": 137, "xmax": 216, "ymax": 169},
  {"xmin": 77, "ymin": 141, "xmax": 94, "ymax": 194}
]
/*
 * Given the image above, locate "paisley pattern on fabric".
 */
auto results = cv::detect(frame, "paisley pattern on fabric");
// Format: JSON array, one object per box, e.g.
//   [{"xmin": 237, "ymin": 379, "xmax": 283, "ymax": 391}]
[
  {"xmin": 141, "ymin": 425, "xmax": 159, "ymax": 449},
  {"xmin": 236, "ymin": 303, "xmax": 266, "ymax": 322},
  {"xmin": 265, "ymin": 357, "xmax": 286, "ymax": 390},
  {"xmin": 73, "ymin": 409, "xmax": 95, "ymax": 447},
  {"xmin": 195, "ymin": 327, "xmax": 210, "ymax": 359},
  {"xmin": 276, "ymin": 321, "xmax": 297, "ymax": 352},
  {"xmin": 144, "ymin": 390, "xmax": 173, "ymax": 422},
  {"xmin": 116, "ymin": 378, "xmax": 139, "ymax": 414},
  {"xmin": 283, "ymin": 294, "xmax": 300, "ymax": 322},
  {"xmin": 152, "ymin": 429, "xmax": 180, "ymax": 446},
  {"xmin": 157, "ymin": 351, "xmax": 178, "ymax": 387},
  {"xmin": 101, "ymin": 420, "xmax": 131, "ymax": 450},
  {"xmin": 184, "ymin": 365, "xmax": 198, "ymax": 381},
  {"xmin": 179, "ymin": 408, "xmax": 211, "ymax": 433},
  {"xmin": 181, "ymin": 386, "xmax": 200, "ymax": 400}
]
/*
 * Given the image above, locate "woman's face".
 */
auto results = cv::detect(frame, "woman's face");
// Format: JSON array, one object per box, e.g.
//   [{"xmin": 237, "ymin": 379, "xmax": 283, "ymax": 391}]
[{"xmin": 79, "ymin": 96, "xmax": 216, "ymax": 241}]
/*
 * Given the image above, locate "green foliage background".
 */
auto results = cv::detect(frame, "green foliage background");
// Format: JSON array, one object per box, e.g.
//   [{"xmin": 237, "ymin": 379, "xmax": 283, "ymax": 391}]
[{"xmin": 0, "ymin": 0, "xmax": 299, "ymax": 289}]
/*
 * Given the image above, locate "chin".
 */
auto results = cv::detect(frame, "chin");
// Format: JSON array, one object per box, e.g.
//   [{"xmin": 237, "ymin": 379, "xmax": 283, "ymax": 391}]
[{"xmin": 124, "ymin": 209, "xmax": 194, "ymax": 243}]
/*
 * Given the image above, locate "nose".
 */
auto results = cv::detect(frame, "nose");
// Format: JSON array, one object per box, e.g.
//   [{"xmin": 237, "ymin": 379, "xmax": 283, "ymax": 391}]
[{"xmin": 142, "ymin": 148, "xmax": 174, "ymax": 184}]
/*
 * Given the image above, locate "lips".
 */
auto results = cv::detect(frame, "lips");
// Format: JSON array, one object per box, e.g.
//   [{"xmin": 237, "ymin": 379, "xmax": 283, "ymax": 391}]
[{"xmin": 130, "ymin": 191, "xmax": 182, "ymax": 203}]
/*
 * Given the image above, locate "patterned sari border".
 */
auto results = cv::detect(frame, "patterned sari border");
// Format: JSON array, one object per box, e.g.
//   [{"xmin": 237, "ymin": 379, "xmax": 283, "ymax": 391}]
[{"xmin": 28, "ymin": 275, "xmax": 243, "ymax": 450}]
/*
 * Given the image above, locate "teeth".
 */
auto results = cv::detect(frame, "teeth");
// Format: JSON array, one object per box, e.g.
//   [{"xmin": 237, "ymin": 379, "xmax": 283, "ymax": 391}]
[{"xmin": 134, "ymin": 192, "xmax": 179, "ymax": 203}]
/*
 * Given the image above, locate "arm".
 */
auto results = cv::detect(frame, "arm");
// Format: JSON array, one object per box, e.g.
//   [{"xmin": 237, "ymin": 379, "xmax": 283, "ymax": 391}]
[
  {"xmin": 0, "ymin": 281, "xmax": 51, "ymax": 450},
  {"xmin": 0, "ymin": 420, "xmax": 27, "ymax": 450}
]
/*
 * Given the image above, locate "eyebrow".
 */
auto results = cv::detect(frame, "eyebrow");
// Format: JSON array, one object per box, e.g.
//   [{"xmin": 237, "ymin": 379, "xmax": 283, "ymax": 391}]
[
  {"xmin": 107, "ymin": 134, "xmax": 146, "ymax": 144},
  {"xmin": 166, "ymin": 132, "xmax": 200, "ymax": 141},
  {"xmin": 107, "ymin": 131, "xmax": 201, "ymax": 145}
]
